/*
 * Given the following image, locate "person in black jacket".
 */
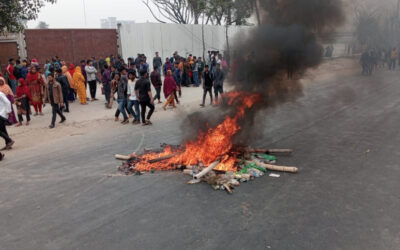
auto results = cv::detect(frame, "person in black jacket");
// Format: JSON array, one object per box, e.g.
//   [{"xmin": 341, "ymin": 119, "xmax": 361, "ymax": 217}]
[
  {"xmin": 200, "ymin": 65, "xmax": 213, "ymax": 107},
  {"xmin": 56, "ymin": 68, "xmax": 70, "ymax": 112},
  {"xmin": 135, "ymin": 70, "xmax": 154, "ymax": 126}
]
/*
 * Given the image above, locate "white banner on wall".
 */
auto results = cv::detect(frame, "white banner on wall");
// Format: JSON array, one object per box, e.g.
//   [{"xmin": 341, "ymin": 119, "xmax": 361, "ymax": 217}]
[{"xmin": 119, "ymin": 23, "xmax": 252, "ymax": 68}]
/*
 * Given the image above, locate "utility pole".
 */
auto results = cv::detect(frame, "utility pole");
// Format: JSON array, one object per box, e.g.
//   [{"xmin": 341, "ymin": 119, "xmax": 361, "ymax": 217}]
[
  {"xmin": 202, "ymin": 12, "xmax": 205, "ymax": 59},
  {"xmin": 82, "ymin": 0, "xmax": 87, "ymax": 27}
]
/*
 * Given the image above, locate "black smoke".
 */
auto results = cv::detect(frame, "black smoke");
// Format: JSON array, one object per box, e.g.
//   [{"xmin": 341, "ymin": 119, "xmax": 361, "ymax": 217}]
[{"xmin": 181, "ymin": 0, "xmax": 345, "ymax": 144}]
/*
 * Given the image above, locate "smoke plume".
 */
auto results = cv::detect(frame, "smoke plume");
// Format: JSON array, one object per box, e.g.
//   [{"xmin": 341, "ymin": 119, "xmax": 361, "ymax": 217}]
[{"xmin": 182, "ymin": 0, "xmax": 345, "ymax": 144}]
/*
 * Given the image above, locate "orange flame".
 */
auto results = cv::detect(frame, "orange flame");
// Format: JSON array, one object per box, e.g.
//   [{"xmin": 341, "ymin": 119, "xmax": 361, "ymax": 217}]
[{"xmin": 133, "ymin": 91, "xmax": 260, "ymax": 172}]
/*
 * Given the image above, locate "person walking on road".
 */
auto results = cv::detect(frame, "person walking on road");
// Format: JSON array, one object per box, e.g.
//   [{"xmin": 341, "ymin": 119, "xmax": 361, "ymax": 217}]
[
  {"xmin": 0, "ymin": 91, "xmax": 15, "ymax": 150},
  {"xmin": 135, "ymin": 70, "xmax": 154, "ymax": 126},
  {"xmin": 43, "ymin": 74, "xmax": 66, "ymax": 129},
  {"xmin": 15, "ymin": 78, "xmax": 32, "ymax": 126},
  {"xmin": 150, "ymin": 66, "xmax": 162, "ymax": 104},
  {"xmin": 115, "ymin": 72, "xmax": 129, "ymax": 124},
  {"xmin": 127, "ymin": 72, "xmax": 140, "ymax": 124}
]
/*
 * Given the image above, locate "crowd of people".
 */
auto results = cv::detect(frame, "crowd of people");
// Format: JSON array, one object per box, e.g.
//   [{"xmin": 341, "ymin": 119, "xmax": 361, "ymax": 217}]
[
  {"xmin": 0, "ymin": 50, "xmax": 227, "ymax": 161},
  {"xmin": 359, "ymin": 47, "xmax": 400, "ymax": 75}
]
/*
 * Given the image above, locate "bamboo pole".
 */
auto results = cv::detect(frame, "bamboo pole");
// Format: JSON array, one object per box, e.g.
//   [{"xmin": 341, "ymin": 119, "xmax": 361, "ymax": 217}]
[
  {"xmin": 147, "ymin": 153, "xmax": 180, "ymax": 163},
  {"xmin": 246, "ymin": 160, "xmax": 298, "ymax": 173},
  {"xmin": 194, "ymin": 160, "xmax": 220, "ymax": 180},
  {"xmin": 115, "ymin": 154, "xmax": 132, "ymax": 160}
]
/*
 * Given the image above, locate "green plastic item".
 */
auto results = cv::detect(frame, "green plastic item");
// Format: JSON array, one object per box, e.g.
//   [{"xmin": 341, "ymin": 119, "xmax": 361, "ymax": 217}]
[
  {"xmin": 239, "ymin": 162, "xmax": 267, "ymax": 174},
  {"xmin": 255, "ymin": 153, "xmax": 277, "ymax": 161},
  {"xmin": 151, "ymin": 169, "xmax": 155, "ymax": 173}
]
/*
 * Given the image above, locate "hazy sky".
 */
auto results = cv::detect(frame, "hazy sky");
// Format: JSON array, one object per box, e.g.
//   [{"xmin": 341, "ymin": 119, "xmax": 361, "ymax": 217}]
[{"xmin": 27, "ymin": 0, "xmax": 160, "ymax": 28}]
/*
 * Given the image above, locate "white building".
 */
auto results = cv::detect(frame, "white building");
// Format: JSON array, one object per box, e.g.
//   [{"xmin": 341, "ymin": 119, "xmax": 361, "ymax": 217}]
[{"xmin": 100, "ymin": 17, "xmax": 135, "ymax": 29}]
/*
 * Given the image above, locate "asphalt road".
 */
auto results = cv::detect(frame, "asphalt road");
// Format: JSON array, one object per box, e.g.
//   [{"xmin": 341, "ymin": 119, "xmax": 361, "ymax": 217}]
[{"xmin": 1, "ymin": 69, "xmax": 400, "ymax": 250}]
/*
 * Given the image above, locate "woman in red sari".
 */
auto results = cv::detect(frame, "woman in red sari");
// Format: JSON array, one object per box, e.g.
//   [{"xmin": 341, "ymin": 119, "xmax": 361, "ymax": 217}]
[
  {"xmin": 15, "ymin": 78, "xmax": 33, "ymax": 126},
  {"xmin": 26, "ymin": 66, "xmax": 45, "ymax": 116},
  {"xmin": 0, "ymin": 77, "xmax": 18, "ymax": 124}
]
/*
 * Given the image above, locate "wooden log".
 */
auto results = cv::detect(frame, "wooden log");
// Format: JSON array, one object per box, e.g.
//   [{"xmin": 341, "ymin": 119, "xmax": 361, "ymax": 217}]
[
  {"xmin": 183, "ymin": 169, "xmax": 194, "ymax": 175},
  {"xmin": 115, "ymin": 154, "xmax": 132, "ymax": 160},
  {"xmin": 194, "ymin": 160, "xmax": 220, "ymax": 180},
  {"xmin": 266, "ymin": 149, "xmax": 293, "ymax": 155},
  {"xmin": 147, "ymin": 153, "xmax": 180, "ymax": 163},
  {"xmin": 246, "ymin": 160, "xmax": 298, "ymax": 173},
  {"xmin": 245, "ymin": 148, "xmax": 293, "ymax": 155}
]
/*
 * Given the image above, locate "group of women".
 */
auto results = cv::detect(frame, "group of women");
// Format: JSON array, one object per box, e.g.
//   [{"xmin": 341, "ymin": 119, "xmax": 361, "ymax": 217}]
[
  {"xmin": 0, "ymin": 66, "xmax": 46, "ymax": 127},
  {"xmin": 0, "ymin": 61, "xmax": 89, "ymax": 127}
]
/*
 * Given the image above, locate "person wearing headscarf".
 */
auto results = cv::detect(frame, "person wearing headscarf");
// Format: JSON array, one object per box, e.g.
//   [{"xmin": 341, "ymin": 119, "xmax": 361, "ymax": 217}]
[
  {"xmin": 15, "ymin": 78, "xmax": 32, "ymax": 126},
  {"xmin": 68, "ymin": 63, "xmax": 75, "ymax": 76},
  {"xmin": 62, "ymin": 65, "xmax": 76, "ymax": 102},
  {"xmin": 26, "ymin": 66, "xmax": 45, "ymax": 116},
  {"xmin": 163, "ymin": 70, "xmax": 177, "ymax": 110},
  {"xmin": 0, "ymin": 91, "xmax": 15, "ymax": 150},
  {"xmin": 30, "ymin": 58, "xmax": 39, "ymax": 67},
  {"xmin": 0, "ymin": 77, "xmax": 18, "ymax": 125},
  {"xmin": 73, "ymin": 66, "xmax": 87, "ymax": 105}
]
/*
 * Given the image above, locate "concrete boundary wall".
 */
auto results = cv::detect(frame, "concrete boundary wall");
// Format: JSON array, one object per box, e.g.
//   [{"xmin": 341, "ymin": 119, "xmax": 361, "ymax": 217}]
[{"xmin": 119, "ymin": 23, "xmax": 252, "ymax": 66}]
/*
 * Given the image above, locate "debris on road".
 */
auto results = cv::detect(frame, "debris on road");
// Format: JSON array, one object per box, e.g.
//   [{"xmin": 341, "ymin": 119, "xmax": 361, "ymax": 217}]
[{"xmin": 115, "ymin": 145, "xmax": 298, "ymax": 194}]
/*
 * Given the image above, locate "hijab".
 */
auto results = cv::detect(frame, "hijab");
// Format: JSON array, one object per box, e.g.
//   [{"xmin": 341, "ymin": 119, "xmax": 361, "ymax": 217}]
[
  {"xmin": 0, "ymin": 77, "xmax": 13, "ymax": 96},
  {"xmin": 16, "ymin": 78, "xmax": 32, "ymax": 100}
]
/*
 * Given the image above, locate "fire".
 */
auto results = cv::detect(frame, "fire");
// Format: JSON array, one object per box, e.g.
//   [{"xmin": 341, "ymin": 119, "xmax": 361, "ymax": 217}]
[{"xmin": 133, "ymin": 91, "xmax": 261, "ymax": 172}]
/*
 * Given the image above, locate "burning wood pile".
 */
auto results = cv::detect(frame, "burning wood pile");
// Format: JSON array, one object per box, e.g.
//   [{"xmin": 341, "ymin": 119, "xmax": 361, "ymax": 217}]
[
  {"xmin": 115, "ymin": 146, "xmax": 297, "ymax": 194},
  {"xmin": 114, "ymin": 92, "xmax": 298, "ymax": 194}
]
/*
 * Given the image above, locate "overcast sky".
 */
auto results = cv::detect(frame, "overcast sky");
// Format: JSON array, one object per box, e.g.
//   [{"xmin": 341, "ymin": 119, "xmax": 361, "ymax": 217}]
[{"xmin": 27, "ymin": 0, "xmax": 160, "ymax": 28}]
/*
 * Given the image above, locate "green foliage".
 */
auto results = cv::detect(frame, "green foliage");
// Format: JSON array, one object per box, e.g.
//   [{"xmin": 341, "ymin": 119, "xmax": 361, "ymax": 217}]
[{"xmin": 0, "ymin": 0, "xmax": 56, "ymax": 33}]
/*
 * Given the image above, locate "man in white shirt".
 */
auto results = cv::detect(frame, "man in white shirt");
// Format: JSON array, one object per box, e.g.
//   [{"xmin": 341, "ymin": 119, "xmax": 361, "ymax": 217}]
[
  {"xmin": 127, "ymin": 72, "xmax": 140, "ymax": 124},
  {"xmin": 85, "ymin": 60, "xmax": 98, "ymax": 101},
  {"xmin": 0, "ymin": 92, "xmax": 15, "ymax": 150}
]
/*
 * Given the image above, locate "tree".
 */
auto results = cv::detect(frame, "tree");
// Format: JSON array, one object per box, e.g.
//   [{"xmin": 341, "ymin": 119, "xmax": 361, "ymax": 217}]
[
  {"xmin": 36, "ymin": 21, "xmax": 49, "ymax": 29},
  {"xmin": 142, "ymin": 0, "xmax": 194, "ymax": 24},
  {"xmin": 0, "ymin": 0, "xmax": 56, "ymax": 33},
  {"xmin": 351, "ymin": 0, "xmax": 399, "ymax": 48},
  {"xmin": 142, "ymin": 0, "xmax": 253, "ymax": 25}
]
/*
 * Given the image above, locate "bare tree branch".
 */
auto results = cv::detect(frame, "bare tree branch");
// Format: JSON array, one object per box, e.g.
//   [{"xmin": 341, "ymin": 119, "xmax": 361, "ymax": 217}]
[{"xmin": 142, "ymin": 0, "xmax": 167, "ymax": 23}]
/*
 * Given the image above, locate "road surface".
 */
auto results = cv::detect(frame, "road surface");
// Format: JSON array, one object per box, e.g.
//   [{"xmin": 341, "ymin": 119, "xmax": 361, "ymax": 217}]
[{"xmin": 1, "ymin": 62, "xmax": 399, "ymax": 249}]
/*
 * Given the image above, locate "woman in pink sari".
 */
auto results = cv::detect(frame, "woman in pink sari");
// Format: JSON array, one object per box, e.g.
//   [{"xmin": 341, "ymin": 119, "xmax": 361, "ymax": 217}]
[
  {"xmin": 26, "ymin": 66, "xmax": 45, "ymax": 116},
  {"xmin": 0, "ymin": 77, "xmax": 17, "ymax": 124}
]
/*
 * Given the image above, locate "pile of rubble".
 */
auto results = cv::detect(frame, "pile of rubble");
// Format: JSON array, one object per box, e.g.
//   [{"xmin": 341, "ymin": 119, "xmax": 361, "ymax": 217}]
[{"xmin": 115, "ymin": 145, "xmax": 298, "ymax": 194}]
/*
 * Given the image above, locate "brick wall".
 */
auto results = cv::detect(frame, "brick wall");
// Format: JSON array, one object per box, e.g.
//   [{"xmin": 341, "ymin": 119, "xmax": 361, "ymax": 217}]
[
  {"xmin": 0, "ymin": 42, "xmax": 18, "ymax": 71},
  {"xmin": 24, "ymin": 29, "xmax": 118, "ymax": 65}
]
